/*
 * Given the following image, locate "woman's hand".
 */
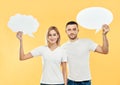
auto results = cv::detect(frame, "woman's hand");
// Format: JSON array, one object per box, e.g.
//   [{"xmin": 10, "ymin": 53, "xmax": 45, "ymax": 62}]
[{"xmin": 16, "ymin": 31, "xmax": 23, "ymax": 41}]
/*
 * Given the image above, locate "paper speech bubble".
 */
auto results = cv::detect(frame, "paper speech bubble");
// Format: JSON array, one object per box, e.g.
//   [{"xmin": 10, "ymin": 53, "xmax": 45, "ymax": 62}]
[
  {"xmin": 76, "ymin": 7, "xmax": 113, "ymax": 33},
  {"xmin": 8, "ymin": 14, "xmax": 39, "ymax": 37}
]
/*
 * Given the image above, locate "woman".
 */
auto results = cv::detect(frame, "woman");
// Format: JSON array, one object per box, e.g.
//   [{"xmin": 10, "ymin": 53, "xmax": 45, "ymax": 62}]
[{"xmin": 16, "ymin": 26, "xmax": 67, "ymax": 85}]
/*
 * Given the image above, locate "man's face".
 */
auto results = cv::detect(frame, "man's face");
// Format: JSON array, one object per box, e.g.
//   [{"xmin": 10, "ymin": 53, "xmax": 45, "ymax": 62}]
[{"xmin": 66, "ymin": 24, "xmax": 79, "ymax": 40}]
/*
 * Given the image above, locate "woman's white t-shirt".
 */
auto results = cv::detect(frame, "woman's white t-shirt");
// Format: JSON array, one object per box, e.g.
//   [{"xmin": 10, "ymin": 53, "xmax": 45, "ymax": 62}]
[{"xmin": 30, "ymin": 46, "xmax": 67, "ymax": 84}]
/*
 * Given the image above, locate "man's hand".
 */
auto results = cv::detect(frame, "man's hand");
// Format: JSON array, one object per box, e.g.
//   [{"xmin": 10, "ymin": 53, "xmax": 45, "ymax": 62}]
[{"xmin": 102, "ymin": 24, "xmax": 110, "ymax": 35}]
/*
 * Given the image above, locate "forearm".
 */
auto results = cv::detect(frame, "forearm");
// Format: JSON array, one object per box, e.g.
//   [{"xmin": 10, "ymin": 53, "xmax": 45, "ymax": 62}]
[
  {"xmin": 62, "ymin": 62, "xmax": 67, "ymax": 85},
  {"xmin": 19, "ymin": 40, "xmax": 25, "ymax": 60},
  {"xmin": 63, "ymin": 71, "xmax": 67, "ymax": 85},
  {"xmin": 102, "ymin": 34, "xmax": 109, "ymax": 54}
]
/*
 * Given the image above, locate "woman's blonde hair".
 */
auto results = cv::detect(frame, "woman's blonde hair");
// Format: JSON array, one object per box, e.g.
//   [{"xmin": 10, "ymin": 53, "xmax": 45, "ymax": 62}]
[{"xmin": 46, "ymin": 26, "xmax": 60, "ymax": 46}]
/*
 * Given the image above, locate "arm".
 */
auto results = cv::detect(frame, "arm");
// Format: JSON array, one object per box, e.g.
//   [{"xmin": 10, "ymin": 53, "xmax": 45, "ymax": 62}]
[
  {"xmin": 95, "ymin": 24, "xmax": 110, "ymax": 54},
  {"xmin": 61, "ymin": 62, "xmax": 67, "ymax": 85},
  {"xmin": 16, "ymin": 31, "xmax": 33, "ymax": 60}
]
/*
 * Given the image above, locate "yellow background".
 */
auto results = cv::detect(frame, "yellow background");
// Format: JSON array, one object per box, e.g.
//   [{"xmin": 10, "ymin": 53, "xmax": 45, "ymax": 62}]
[{"xmin": 0, "ymin": 0, "xmax": 120, "ymax": 85}]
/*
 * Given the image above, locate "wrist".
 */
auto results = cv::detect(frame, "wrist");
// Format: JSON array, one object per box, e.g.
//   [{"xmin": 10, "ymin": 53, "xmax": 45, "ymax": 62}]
[
  {"xmin": 20, "ymin": 39, "xmax": 23, "ymax": 42},
  {"xmin": 102, "ymin": 33, "xmax": 107, "ymax": 36}
]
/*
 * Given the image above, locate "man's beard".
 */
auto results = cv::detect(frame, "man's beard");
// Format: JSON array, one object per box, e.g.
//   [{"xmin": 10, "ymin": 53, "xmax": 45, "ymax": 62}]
[{"xmin": 68, "ymin": 34, "xmax": 77, "ymax": 40}]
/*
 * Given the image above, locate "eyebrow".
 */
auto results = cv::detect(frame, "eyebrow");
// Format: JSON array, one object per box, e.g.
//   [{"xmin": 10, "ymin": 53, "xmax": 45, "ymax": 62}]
[{"xmin": 49, "ymin": 33, "xmax": 57, "ymax": 35}]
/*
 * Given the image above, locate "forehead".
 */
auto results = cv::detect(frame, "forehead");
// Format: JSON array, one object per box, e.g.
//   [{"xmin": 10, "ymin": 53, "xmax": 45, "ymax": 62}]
[
  {"xmin": 66, "ymin": 24, "xmax": 78, "ymax": 29},
  {"xmin": 49, "ymin": 29, "xmax": 57, "ymax": 34}
]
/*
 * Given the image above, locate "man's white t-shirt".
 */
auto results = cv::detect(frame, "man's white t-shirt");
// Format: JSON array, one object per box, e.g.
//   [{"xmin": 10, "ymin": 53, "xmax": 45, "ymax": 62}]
[
  {"xmin": 30, "ymin": 46, "xmax": 67, "ymax": 84},
  {"xmin": 62, "ymin": 38, "xmax": 98, "ymax": 81}
]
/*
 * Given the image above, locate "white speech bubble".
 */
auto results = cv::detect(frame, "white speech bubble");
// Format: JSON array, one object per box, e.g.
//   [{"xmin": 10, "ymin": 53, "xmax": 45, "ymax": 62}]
[
  {"xmin": 8, "ymin": 14, "xmax": 39, "ymax": 37},
  {"xmin": 76, "ymin": 7, "xmax": 113, "ymax": 33}
]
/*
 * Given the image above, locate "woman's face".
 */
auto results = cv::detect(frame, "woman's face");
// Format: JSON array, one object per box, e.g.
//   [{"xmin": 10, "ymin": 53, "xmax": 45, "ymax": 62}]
[{"xmin": 47, "ymin": 30, "xmax": 59, "ymax": 44}]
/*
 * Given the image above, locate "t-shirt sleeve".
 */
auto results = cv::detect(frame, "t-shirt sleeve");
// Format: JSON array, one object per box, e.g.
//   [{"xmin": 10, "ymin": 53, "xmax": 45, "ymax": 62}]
[
  {"xmin": 61, "ymin": 49, "xmax": 68, "ymax": 62},
  {"xmin": 30, "ymin": 46, "xmax": 44, "ymax": 57},
  {"xmin": 88, "ymin": 39, "xmax": 98, "ymax": 52}
]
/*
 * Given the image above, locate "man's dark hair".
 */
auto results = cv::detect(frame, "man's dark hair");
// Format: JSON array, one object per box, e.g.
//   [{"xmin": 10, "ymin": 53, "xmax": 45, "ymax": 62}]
[{"xmin": 66, "ymin": 21, "xmax": 78, "ymax": 28}]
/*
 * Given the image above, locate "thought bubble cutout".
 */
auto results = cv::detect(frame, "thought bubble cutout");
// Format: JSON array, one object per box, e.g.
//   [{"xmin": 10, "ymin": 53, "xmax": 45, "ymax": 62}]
[
  {"xmin": 76, "ymin": 7, "xmax": 113, "ymax": 33},
  {"xmin": 8, "ymin": 14, "xmax": 39, "ymax": 37}
]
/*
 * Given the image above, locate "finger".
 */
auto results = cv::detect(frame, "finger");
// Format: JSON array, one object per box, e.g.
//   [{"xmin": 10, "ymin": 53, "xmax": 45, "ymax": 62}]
[
  {"xmin": 20, "ymin": 31, "xmax": 23, "ymax": 34},
  {"xmin": 102, "ymin": 25, "xmax": 106, "ymax": 30},
  {"xmin": 17, "ymin": 31, "xmax": 22, "ymax": 37},
  {"xmin": 16, "ymin": 32, "xmax": 20, "ymax": 37},
  {"xmin": 19, "ymin": 31, "xmax": 23, "ymax": 36},
  {"xmin": 103, "ymin": 24, "xmax": 109, "ymax": 30}
]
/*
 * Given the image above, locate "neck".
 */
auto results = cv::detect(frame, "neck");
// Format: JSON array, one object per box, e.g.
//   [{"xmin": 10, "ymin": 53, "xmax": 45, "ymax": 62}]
[
  {"xmin": 48, "ymin": 43, "xmax": 58, "ymax": 50},
  {"xmin": 69, "ymin": 37, "xmax": 79, "ymax": 42}
]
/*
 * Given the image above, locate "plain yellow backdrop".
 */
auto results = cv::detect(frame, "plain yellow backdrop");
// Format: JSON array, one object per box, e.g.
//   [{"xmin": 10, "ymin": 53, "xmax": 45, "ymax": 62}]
[{"xmin": 0, "ymin": 0, "xmax": 120, "ymax": 85}]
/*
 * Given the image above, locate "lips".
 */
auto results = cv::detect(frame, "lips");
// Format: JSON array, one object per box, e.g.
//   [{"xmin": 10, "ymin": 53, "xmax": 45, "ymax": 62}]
[
  {"xmin": 70, "ymin": 34, "xmax": 75, "ymax": 36},
  {"xmin": 50, "ymin": 39, "xmax": 56, "ymax": 41}
]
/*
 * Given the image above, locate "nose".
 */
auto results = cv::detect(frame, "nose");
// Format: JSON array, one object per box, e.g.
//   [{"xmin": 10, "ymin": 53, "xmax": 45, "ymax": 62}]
[
  {"xmin": 50, "ymin": 35, "xmax": 53, "ymax": 38},
  {"xmin": 50, "ymin": 35, "xmax": 55, "ymax": 38},
  {"xmin": 70, "ymin": 30, "xmax": 74, "ymax": 34}
]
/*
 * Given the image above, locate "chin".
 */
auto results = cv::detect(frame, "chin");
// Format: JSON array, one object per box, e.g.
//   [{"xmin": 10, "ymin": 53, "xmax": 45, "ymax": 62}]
[
  {"xmin": 69, "ymin": 37, "xmax": 77, "ymax": 40},
  {"xmin": 69, "ymin": 36, "xmax": 75, "ymax": 39},
  {"xmin": 50, "ymin": 41, "xmax": 57, "ymax": 44},
  {"xmin": 70, "ymin": 38, "xmax": 76, "ymax": 40}
]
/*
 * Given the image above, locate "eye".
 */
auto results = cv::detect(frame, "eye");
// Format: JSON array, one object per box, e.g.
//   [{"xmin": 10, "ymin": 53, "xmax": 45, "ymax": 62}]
[
  {"xmin": 67, "ymin": 29, "xmax": 71, "ymax": 31},
  {"xmin": 48, "ymin": 34, "xmax": 52, "ymax": 36},
  {"xmin": 53, "ymin": 34, "xmax": 57, "ymax": 36},
  {"xmin": 73, "ymin": 28, "xmax": 77, "ymax": 31}
]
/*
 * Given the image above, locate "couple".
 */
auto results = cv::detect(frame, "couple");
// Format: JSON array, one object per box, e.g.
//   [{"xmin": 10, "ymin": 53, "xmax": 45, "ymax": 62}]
[{"xmin": 16, "ymin": 21, "xmax": 110, "ymax": 85}]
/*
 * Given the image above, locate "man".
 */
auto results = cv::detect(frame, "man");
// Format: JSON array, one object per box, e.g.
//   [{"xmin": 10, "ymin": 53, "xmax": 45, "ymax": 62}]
[{"xmin": 62, "ymin": 21, "xmax": 110, "ymax": 85}]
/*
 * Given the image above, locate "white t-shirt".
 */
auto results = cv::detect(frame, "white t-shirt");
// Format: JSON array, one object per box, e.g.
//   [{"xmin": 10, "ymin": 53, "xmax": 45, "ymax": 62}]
[
  {"xmin": 62, "ymin": 38, "xmax": 98, "ymax": 81},
  {"xmin": 30, "ymin": 46, "xmax": 67, "ymax": 84}
]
